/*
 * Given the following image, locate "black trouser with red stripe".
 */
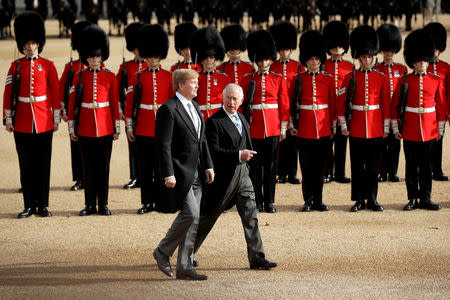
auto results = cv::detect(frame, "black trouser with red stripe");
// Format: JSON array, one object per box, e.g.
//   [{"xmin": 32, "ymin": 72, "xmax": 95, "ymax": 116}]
[
  {"xmin": 135, "ymin": 135, "xmax": 160, "ymax": 208},
  {"xmin": 79, "ymin": 135, "xmax": 113, "ymax": 208},
  {"xmin": 277, "ymin": 130, "xmax": 298, "ymax": 179},
  {"xmin": 404, "ymin": 139, "xmax": 433, "ymax": 202},
  {"xmin": 127, "ymin": 138, "xmax": 139, "ymax": 181},
  {"xmin": 431, "ymin": 137, "xmax": 445, "ymax": 177},
  {"xmin": 70, "ymin": 140, "xmax": 83, "ymax": 182},
  {"xmin": 379, "ymin": 130, "xmax": 400, "ymax": 178},
  {"xmin": 326, "ymin": 125, "xmax": 348, "ymax": 178},
  {"xmin": 14, "ymin": 130, "xmax": 53, "ymax": 210}
]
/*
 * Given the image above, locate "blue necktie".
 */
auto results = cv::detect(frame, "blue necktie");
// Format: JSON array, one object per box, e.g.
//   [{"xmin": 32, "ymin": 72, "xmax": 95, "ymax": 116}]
[{"xmin": 232, "ymin": 114, "xmax": 242, "ymax": 135}]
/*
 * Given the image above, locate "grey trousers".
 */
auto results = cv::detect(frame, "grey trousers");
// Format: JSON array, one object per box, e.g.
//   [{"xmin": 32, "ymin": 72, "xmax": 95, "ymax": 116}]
[
  {"xmin": 158, "ymin": 170, "xmax": 203, "ymax": 272},
  {"xmin": 194, "ymin": 164, "xmax": 265, "ymax": 265}
]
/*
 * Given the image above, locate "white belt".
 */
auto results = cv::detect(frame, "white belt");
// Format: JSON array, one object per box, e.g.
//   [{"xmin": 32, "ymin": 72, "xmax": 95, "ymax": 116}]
[
  {"xmin": 352, "ymin": 104, "xmax": 380, "ymax": 111},
  {"xmin": 251, "ymin": 103, "xmax": 279, "ymax": 110},
  {"xmin": 81, "ymin": 101, "xmax": 109, "ymax": 108},
  {"xmin": 405, "ymin": 106, "xmax": 435, "ymax": 113},
  {"xmin": 199, "ymin": 103, "xmax": 222, "ymax": 110},
  {"xmin": 18, "ymin": 95, "xmax": 47, "ymax": 103},
  {"xmin": 299, "ymin": 104, "xmax": 328, "ymax": 110},
  {"xmin": 139, "ymin": 103, "xmax": 161, "ymax": 110}
]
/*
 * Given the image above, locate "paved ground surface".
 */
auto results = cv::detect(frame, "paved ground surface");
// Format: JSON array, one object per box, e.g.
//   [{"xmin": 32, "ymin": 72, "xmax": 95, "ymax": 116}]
[{"xmin": 0, "ymin": 16, "xmax": 448, "ymax": 299}]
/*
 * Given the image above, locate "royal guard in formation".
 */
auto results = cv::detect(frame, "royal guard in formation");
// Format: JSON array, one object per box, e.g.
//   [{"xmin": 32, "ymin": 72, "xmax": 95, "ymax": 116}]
[
  {"xmin": 59, "ymin": 20, "xmax": 91, "ymax": 192},
  {"xmin": 125, "ymin": 24, "xmax": 173, "ymax": 214},
  {"xmin": 68, "ymin": 24, "xmax": 120, "ymax": 216},
  {"xmin": 170, "ymin": 23, "xmax": 202, "ymax": 73},
  {"xmin": 337, "ymin": 25, "xmax": 391, "ymax": 212},
  {"xmin": 241, "ymin": 29, "xmax": 290, "ymax": 213},
  {"xmin": 322, "ymin": 21, "xmax": 353, "ymax": 184},
  {"xmin": 290, "ymin": 30, "xmax": 336, "ymax": 212},
  {"xmin": 270, "ymin": 21, "xmax": 303, "ymax": 185},
  {"xmin": 374, "ymin": 24, "xmax": 407, "ymax": 183},
  {"xmin": 117, "ymin": 22, "xmax": 148, "ymax": 190},
  {"xmin": 3, "ymin": 11, "xmax": 60, "ymax": 218},
  {"xmin": 391, "ymin": 29, "xmax": 446, "ymax": 211},
  {"xmin": 191, "ymin": 27, "xmax": 231, "ymax": 120}
]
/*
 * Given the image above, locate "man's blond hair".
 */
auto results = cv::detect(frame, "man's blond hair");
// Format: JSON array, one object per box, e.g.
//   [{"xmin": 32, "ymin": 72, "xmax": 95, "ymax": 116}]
[{"xmin": 172, "ymin": 69, "xmax": 199, "ymax": 91}]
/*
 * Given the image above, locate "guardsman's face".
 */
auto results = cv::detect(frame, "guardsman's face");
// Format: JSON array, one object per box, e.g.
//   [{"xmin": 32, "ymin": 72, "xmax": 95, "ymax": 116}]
[
  {"xmin": 147, "ymin": 57, "xmax": 161, "ymax": 68},
  {"xmin": 413, "ymin": 60, "xmax": 428, "ymax": 73},
  {"xmin": 87, "ymin": 56, "xmax": 102, "ymax": 68},
  {"xmin": 181, "ymin": 48, "xmax": 191, "ymax": 61},
  {"xmin": 202, "ymin": 56, "xmax": 216, "ymax": 71},
  {"xmin": 279, "ymin": 49, "xmax": 292, "ymax": 60},
  {"xmin": 382, "ymin": 51, "xmax": 394, "ymax": 61},
  {"xmin": 306, "ymin": 56, "xmax": 321, "ymax": 72},
  {"xmin": 223, "ymin": 87, "xmax": 243, "ymax": 114},
  {"xmin": 256, "ymin": 59, "xmax": 272, "ymax": 72},
  {"xmin": 359, "ymin": 55, "xmax": 373, "ymax": 70},
  {"xmin": 228, "ymin": 49, "xmax": 241, "ymax": 58},
  {"xmin": 331, "ymin": 47, "xmax": 345, "ymax": 56},
  {"xmin": 178, "ymin": 78, "xmax": 199, "ymax": 100},
  {"xmin": 23, "ymin": 41, "xmax": 39, "ymax": 57}
]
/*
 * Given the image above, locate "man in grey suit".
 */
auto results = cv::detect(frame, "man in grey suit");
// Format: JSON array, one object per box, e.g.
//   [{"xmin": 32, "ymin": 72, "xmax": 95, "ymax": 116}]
[
  {"xmin": 153, "ymin": 69, "xmax": 214, "ymax": 281},
  {"xmin": 194, "ymin": 83, "xmax": 278, "ymax": 270}
]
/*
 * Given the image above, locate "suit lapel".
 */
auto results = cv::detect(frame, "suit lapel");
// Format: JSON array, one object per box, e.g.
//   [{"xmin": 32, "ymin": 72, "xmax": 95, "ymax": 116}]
[
  {"xmin": 220, "ymin": 110, "xmax": 241, "ymax": 147},
  {"xmin": 239, "ymin": 113, "xmax": 252, "ymax": 150},
  {"xmin": 174, "ymin": 96, "xmax": 198, "ymax": 140}
]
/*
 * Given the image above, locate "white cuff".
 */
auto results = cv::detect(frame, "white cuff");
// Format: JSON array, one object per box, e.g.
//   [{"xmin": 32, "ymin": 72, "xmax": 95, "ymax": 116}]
[
  {"xmin": 280, "ymin": 121, "xmax": 288, "ymax": 136},
  {"xmin": 438, "ymin": 121, "xmax": 445, "ymax": 137},
  {"xmin": 338, "ymin": 116, "xmax": 347, "ymax": 131},
  {"xmin": 115, "ymin": 120, "xmax": 121, "ymax": 134},
  {"xmin": 68, "ymin": 120, "xmax": 74, "ymax": 134},
  {"xmin": 391, "ymin": 119, "xmax": 399, "ymax": 135},
  {"xmin": 384, "ymin": 118, "xmax": 391, "ymax": 134},
  {"xmin": 53, "ymin": 109, "xmax": 61, "ymax": 124},
  {"xmin": 238, "ymin": 150, "xmax": 242, "ymax": 162}
]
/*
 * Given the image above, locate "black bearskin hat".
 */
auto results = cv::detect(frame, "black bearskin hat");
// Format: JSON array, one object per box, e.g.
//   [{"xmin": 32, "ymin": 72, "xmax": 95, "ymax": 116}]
[
  {"xmin": 138, "ymin": 24, "xmax": 169, "ymax": 59},
  {"xmin": 71, "ymin": 21, "xmax": 91, "ymax": 51},
  {"xmin": 404, "ymin": 29, "xmax": 435, "ymax": 69},
  {"xmin": 125, "ymin": 22, "xmax": 144, "ymax": 52},
  {"xmin": 350, "ymin": 25, "xmax": 379, "ymax": 59},
  {"xmin": 220, "ymin": 24, "xmax": 247, "ymax": 52},
  {"xmin": 174, "ymin": 23, "xmax": 198, "ymax": 55},
  {"xmin": 14, "ymin": 11, "xmax": 46, "ymax": 54},
  {"xmin": 376, "ymin": 24, "xmax": 402, "ymax": 53},
  {"xmin": 190, "ymin": 27, "xmax": 225, "ymax": 63},
  {"xmin": 247, "ymin": 29, "xmax": 277, "ymax": 63},
  {"xmin": 424, "ymin": 22, "xmax": 446, "ymax": 52},
  {"xmin": 78, "ymin": 24, "xmax": 109, "ymax": 65},
  {"xmin": 323, "ymin": 21, "xmax": 349, "ymax": 55},
  {"xmin": 269, "ymin": 21, "xmax": 297, "ymax": 51},
  {"xmin": 299, "ymin": 30, "xmax": 327, "ymax": 67}
]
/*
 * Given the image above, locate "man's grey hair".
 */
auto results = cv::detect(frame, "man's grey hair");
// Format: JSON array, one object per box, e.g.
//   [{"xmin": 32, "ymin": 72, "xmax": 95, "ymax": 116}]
[{"xmin": 222, "ymin": 83, "xmax": 244, "ymax": 101}]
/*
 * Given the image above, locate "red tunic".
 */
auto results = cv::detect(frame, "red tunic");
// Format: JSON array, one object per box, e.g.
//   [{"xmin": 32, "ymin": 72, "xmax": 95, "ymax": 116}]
[
  {"xmin": 337, "ymin": 68, "xmax": 390, "ymax": 139},
  {"xmin": 270, "ymin": 59, "xmax": 304, "ymax": 88},
  {"xmin": 196, "ymin": 70, "xmax": 231, "ymax": 120},
  {"xmin": 241, "ymin": 71, "xmax": 290, "ymax": 138},
  {"xmin": 427, "ymin": 60, "xmax": 449, "ymax": 118},
  {"xmin": 68, "ymin": 67, "xmax": 120, "ymax": 137},
  {"xmin": 116, "ymin": 59, "xmax": 148, "ymax": 113},
  {"xmin": 3, "ymin": 56, "xmax": 60, "ymax": 133},
  {"xmin": 124, "ymin": 66, "xmax": 174, "ymax": 137},
  {"xmin": 59, "ymin": 59, "xmax": 87, "ymax": 113},
  {"xmin": 323, "ymin": 58, "xmax": 354, "ymax": 96},
  {"xmin": 170, "ymin": 61, "xmax": 202, "ymax": 72},
  {"xmin": 291, "ymin": 71, "xmax": 336, "ymax": 139},
  {"xmin": 391, "ymin": 72, "xmax": 447, "ymax": 142},
  {"xmin": 218, "ymin": 60, "xmax": 254, "ymax": 86}
]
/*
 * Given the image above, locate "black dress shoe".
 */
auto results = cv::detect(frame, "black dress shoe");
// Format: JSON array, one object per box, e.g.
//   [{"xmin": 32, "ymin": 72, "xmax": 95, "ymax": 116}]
[
  {"xmin": 193, "ymin": 257, "xmax": 199, "ymax": 268},
  {"xmin": 388, "ymin": 175, "xmax": 401, "ymax": 182},
  {"xmin": 38, "ymin": 207, "xmax": 52, "ymax": 217},
  {"xmin": 256, "ymin": 203, "xmax": 263, "ymax": 212},
  {"xmin": 79, "ymin": 206, "xmax": 97, "ymax": 216},
  {"xmin": 302, "ymin": 201, "xmax": 312, "ymax": 212},
  {"xmin": 378, "ymin": 175, "xmax": 387, "ymax": 182},
  {"xmin": 287, "ymin": 176, "xmax": 301, "ymax": 184},
  {"xmin": 264, "ymin": 204, "xmax": 277, "ymax": 213},
  {"xmin": 98, "ymin": 206, "xmax": 112, "ymax": 215},
  {"xmin": 17, "ymin": 208, "xmax": 33, "ymax": 218},
  {"xmin": 432, "ymin": 174, "xmax": 449, "ymax": 181},
  {"xmin": 250, "ymin": 257, "xmax": 278, "ymax": 270},
  {"xmin": 366, "ymin": 200, "xmax": 384, "ymax": 211},
  {"xmin": 137, "ymin": 203, "xmax": 154, "ymax": 214},
  {"xmin": 418, "ymin": 200, "xmax": 441, "ymax": 210},
  {"xmin": 334, "ymin": 176, "xmax": 351, "ymax": 184},
  {"xmin": 351, "ymin": 200, "xmax": 364, "ymax": 212},
  {"xmin": 123, "ymin": 179, "xmax": 140, "ymax": 189},
  {"xmin": 176, "ymin": 269, "xmax": 207, "ymax": 280},
  {"xmin": 277, "ymin": 176, "xmax": 286, "ymax": 184},
  {"xmin": 153, "ymin": 248, "xmax": 174, "ymax": 277},
  {"xmin": 313, "ymin": 202, "xmax": 329, "ymax": 211},
  {"xmin": 403, "ymin": 199, "xmax": 418, "ymax": 211},
  {"xmin": 70, "ymin": 180, "xmax": 84, "ymax": 191},
  {"xmin": 323, "ymin": 175, "xmax": 331, "ymax": 183}
]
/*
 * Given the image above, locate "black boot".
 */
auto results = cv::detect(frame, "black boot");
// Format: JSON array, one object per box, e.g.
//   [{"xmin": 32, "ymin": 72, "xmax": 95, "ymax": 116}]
[
  {"xmin": 70, "ymin": 180, "xmax": 84, "ymax": 191},
  {"xmin": 312, "ymin": 200, "xmax": 329, "ymax": 211},
  {"xmin": 351, "ymin": 200, "xmax": 364, "ymax": 212},
  {"xmin": 367, "ymin": 199, "xmax": 384, "ymax": 211},
  {"xmin": 403, "ymin": 199, "xmax": 418, "ymax": 211},
  {"xmin": 418, "ymin": 200, "xmax": 441, "ymax": 210},
  {"xmin": 123, "ymin": 179, "xmax": 140, "ymax": 189},
  {"xmin": 302, "ymin": 200, "xmax": 312, "ymax": 212}
]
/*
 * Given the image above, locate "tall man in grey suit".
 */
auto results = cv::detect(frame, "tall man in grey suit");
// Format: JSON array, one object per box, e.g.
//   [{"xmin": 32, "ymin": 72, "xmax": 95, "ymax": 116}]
[
  {"xmin": 194, "ymin": 83, "xmax": 278, "ymax": 270},
  {"xmin": 153, "ymin": 69, "xmax": 215, "ymax": 281}
]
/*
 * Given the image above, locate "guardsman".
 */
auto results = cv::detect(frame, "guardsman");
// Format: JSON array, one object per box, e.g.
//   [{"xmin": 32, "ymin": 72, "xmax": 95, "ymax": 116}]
[
  {"xmin": 290, "ymin": 30, "xmax": 336, "ymax": 212},
  {"xmin": 374, "ymin": 24, "xmax": 407, "ymax": 183},
  {"xmin": 241, "ymin": 29, "xmax": 290, "ymax": 213},
  {"xmin": 3, "ymin": 11, "xmax": 60, "ymax": 218},
  {"xmin": 68, "ymin": 24, "xmax": 120, "ymax": 216},
  {"xmin": 117, "ymin": 22, "xmax": 147, "ymax": 190},
  {"xmin": 125, "ymin": 24, "xmax": 174, "ymax": 214},
  {"xmin": 337, "ymin": 25, "xmax": 390, "ymax": 212},
  {"xmin": 59, "ymin": 20, "xmax": 91, "ymax": 192},
  {"xmin": 323, "ymin": 20, "xmax": 353, "ymax": 184},
  {"xmin": 170, "ymin": 23, "xmax": 202, "ymax": 72},
  {"xmin": 424, "ymin": 22, "xmax": 449, "ymax": 181},
  {"xmin": 269, "ymin": 21, "xmax": 303, "ymax": 185},
  {"xmin": 190, "ymin": 27, "xmax": 231, "ymax": 120},
  {"xmin": 391, "ymin": 29, "xmax": 446, "ymax": 211},
  {"xmin": 218, "ymin": 24, "xmax": 253, "ymax": 86}
]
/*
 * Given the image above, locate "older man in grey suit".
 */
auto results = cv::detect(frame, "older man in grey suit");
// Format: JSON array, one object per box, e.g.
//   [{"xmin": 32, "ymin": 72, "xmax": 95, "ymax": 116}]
[
  {"xmin": 153, "ymin": 69, "xmax": 214, "ymax": 281},
  {"xmin": 194, "ymin": 83, "xmax": 278, "ymax": 270}
]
